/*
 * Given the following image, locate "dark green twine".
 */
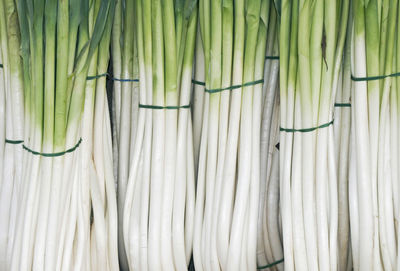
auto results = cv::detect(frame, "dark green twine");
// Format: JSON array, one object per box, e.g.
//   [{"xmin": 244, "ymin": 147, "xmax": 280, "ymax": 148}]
[
  {"xmin": 257, "ymin": 258, "xmax": 284, "ymax": 269},
  {"xmin": 191, "ymin": 79, "xmax": 205, "ymax": 86},
  {"xmin": 5, "ymin": 139, "xmax": 24, "ymax": 144},
  {"xmin": 23, "ymin": 138, "xmax": 82, "ymax": 157},
  {"xmin": 280, "ymin": 119, "xmax": 334, "ymax": 133},
  {"xmin": 0, "ymin": 64, "xmax": 3, "ymax": 68},
  {"xmin": 265, "ymin": 56, "xmax": 279, "ymax": 60},
  {"xmin": 86, "ymin": 72, "xmax": 139, "ymax": 82},
  {"xmin": 138, "ymin": 104, "xmax": 191, "ymax": 110},
  {"xmin": 205, "ymin": 79, "xmax": 264, "ymax": 94},
  {"xmin": 334, "ymin": 103, "xmax": 351, "ymax": 107},
  {"xmin": 351, "ymin": 71, "xmax": 400, "ymax": 81}
]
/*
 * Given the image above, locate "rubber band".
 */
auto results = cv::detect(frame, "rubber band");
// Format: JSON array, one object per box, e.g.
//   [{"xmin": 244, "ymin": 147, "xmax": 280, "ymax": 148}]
[
  {"xmin": 86, "ymin": 73, "xmax": 139, "ymax": 82},
  {"xmin": 265, "ymin": 56, "xmax": 279, "ymax": 60},
  {"xmin": 23, "ymin": 138, "xmax": 82, "ymax": 157},
  {"xmin": 0, "ymin": 64, "xmax": 3, "ymax": 68},
  {"xmin": 351, "ymin": 71, "xmax": 400, "ymax": 81},
  {"xmin": 205, "ymin": 79, "xmax": 264, "ymax": 94},
  {"xmin": 257, "ymin": 258, "xmax": 284, "ymax": 269},
  {"xmin": 5, "ymin": 139, "xmax": 24, "ymax": 144},
  {"xmin": 192, "ymin": 79, "xmax": 205, "ymax": 86},
  {"xmin": 280, "ymin": 119, "xmax": 334, "ymax": 133},
  {"xmin": 138, "ymin": 104, "xmax": 191, "ymax": 110},
  {"xmin": 334, "ymin": 103, "xmax": 351, "ymax": 107}
]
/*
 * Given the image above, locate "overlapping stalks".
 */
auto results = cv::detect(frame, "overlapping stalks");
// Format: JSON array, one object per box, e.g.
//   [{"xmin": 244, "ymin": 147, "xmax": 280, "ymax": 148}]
[
  {"xmin": 350, "ymin": 0, "xmax": 400, "ymax": 270},
  {"xmin": 121, "ymin": 0, "xmax": 198, "ymax": 269},
  {"xmin": 256, "ymin": 6, "xmax": 283, "ymax": 271},
  {"xmin": 193, "ymin": 0, "xmax": 270, "ymax": 270},
  {"xmin": 0, "ymin": 0, "xmax": 24, "ymax": 268},
  {"xmin": 111, "ymin": 1, "xmax": 140, "ymax": 269},
  {"xmin": 0, "ymin": 0, "xmax": 118, "ymax": 270},
  {"xmin": 279, "ymin": 0, "xmax": 350, "ymax": 269}
]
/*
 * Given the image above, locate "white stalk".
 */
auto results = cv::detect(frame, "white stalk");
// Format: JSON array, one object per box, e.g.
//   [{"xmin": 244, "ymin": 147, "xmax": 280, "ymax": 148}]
[
  {"xmin": 266, "ymin": 140, "xmax": 284, "ymax": 270},
  {"xmin": 291, "ymin": 86, "xmax": 308, "ymax": 271},
  {"xmin": 193, "ymin": 92, "xmax": 209, "ymax": 271},
  {"xmin": 0, "ymin": 41, "xmax": 4, "ymax": 190},
  {"xmin": 185, "ymin": 117, "xmax": 196, "ymax": 263},
  {"xmin": 192, "ymin": 26, "xmax": 205, "ymax": 171},
  {"xmin": 102, "ymin": 96, "xmax": 119, "ymax": 271},
  {"xmin": 147, "ymin": 1, "xmax": 165, "ymax": 269},
  {"xmin": 111, "ymin": 0, "xmax": 122, "ymax": 182}
]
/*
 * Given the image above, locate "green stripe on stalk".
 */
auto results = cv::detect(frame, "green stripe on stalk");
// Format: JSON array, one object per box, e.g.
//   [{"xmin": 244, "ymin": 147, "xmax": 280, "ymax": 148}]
[
  {"xmin": 54, "ymin": 0, "xmax": 69, "ymax": 149},
  {"xmin": 17, "ymin": 0, "xmax": 31, "ymax": 126},
  {"xmin": 43, "ymin": 0, "xmax": 56, "ymax": 146},
  {"xmin": 67, "ymin": 0, "xmax": 114, "ymax": 129},
  {"xmin": 31, "ymin": 0, "xmax": 45, "ymax": 134},
  {"xmin": 309, "ymin": 0, "xmax": 323, "ymax": 122}
]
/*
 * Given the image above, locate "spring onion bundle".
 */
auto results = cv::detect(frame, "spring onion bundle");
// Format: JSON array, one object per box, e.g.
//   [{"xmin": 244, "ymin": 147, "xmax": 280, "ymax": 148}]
[
  {"xmin": 333, "ymin": 15, "xmax": 352, "ymax": 271},
  {"xmin": 4, "ymin": 0, "xmax": 118, "ymax": 270},
  {"xmin": 279, "ymin": 0, "xmax": 349, "ymax": 269},
  {"xmin": 110, "ymin": 1, "xmax": 140, "ymax": 269},
  {"xmin": 256, "ymin": 5, "xmax": 284, "ymax": 270},
  {"xmin": 0, "ymin": 0, "xmax": 25, "ymax": 268},
  {"xmin": 193, "ymin": 0, "xmax": 269, "ymax": 270},
  {"xmin": 350, "ymin": 0, "xmax": 400, "ymax": 269},
  {"xmin": 122, "ymin": 0, "xmax": 197, "ymax": 269}
]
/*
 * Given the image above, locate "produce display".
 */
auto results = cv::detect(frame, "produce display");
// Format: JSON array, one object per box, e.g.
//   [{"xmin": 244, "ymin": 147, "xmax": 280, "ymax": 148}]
[{"xmin": 0, "ymin": 0, "xmax": 399, "ymax": 270}]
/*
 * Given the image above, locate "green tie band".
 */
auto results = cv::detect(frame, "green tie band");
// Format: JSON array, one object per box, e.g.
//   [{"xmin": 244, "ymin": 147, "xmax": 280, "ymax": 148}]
[
  {"xmin": 191, "ymin": 79, "xmax": 206, "ymax": 86},
  {"xmin": 334, "ymin": 103, "xmax": 351, "ymax": 107},
  {"xmin": 138, "ymin": 104, "xmax": 191, "ymax": 110},
  {"xmin": 280, "ymin": 119, "xmax": 334, "ymax": 133},
  {"xmin": 257, "ymin": 258, "xmax": 284, "ymax": 269},
  {"xmin": 23, "ymin": 138, "xmax": 82, "ymax": 157},
  {"xmin": 86, "ymin": 73, "xmax": 139, "ymax": 82},
  {"xmin": 5, "ymin": 139, "xmax": 24, "ymax": 144},
  {"xmin": 205, "ymin": 79, "xmax": 264, "ymax": 94},
  {"xmin": 351, "ymin": 71, "xmax": 400, "ymax": 81}
]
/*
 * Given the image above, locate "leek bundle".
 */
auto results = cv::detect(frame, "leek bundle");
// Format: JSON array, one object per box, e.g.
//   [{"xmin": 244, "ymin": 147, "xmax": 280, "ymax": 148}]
[{"xmin": 122, "ymin": 0, "xmax": 197, "ymax": 269}]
